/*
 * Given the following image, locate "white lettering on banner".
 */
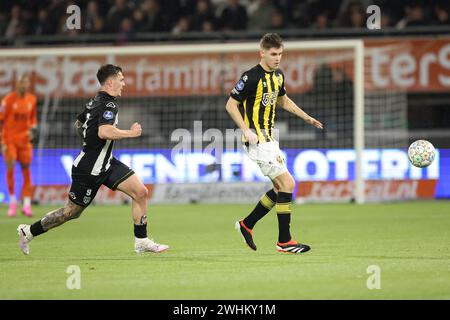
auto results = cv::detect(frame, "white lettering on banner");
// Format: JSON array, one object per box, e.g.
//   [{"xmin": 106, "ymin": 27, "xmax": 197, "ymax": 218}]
[
  {"xmin": 421, "ymin": 53, "xmax": 436, "ymax": 87},
  {"xmin": 438, "ymin": 44, "xmax": 450, "ymax": 86},
  {"xmin": 156, "ymin": 154, "xmax": 185, "ymax": 182},
  {"xmin": 3, "ymin": 42, "xmax": 450, "ymax": 95},
  {"xmin": 81, "ymin": 62, "xmax": 101, "ymax": 90},
  {"xmin": 61, "ymin": 155, "xmax": 75, "ymax": 177},
  {"xmin": 293, "ymin": 150, "xmax": 329, "ymax": 180},
  {"xmin": 391, "ymin": 54, "xmax": 416, "ymax": 87},
  {"xmin": 0, "ymin": 62, "xmax": 13, "ymax": 95},
  {"xmin": 119, "ymin": 154, "xmax": 132, "ymax": 167},
  {"xmin": 0, "ymin": 56, "xmax": 100, "ymax": 96},
  {"xmin": 60, "ymin": 149, "xmax": 440, "ymax": 182},
  {"xmin": 283, "ymin": 57, "xmax": 315, "ymax": 89},
  {"xmin": 362, "ymin": 150, "xmax": 380, "ymax": 179},
  {"xmin": 371, "ymin": 48, "xmax": 390, "ymax": 88},
  {"xmin": 326, "ymin": 150, "xmax": 355, "ymax": 180},
  {"xmin": 133, "ymin": 58, "xmax": 249, "ymax": 94},
  {"xmin": 368, "ymin": 43, "xmax": 450, "ymax": 89},
  {"xmin": 63, "ymin": 57, "xmax": 79, "ymax": 94},
  {"xmin": 129, "ymin": 154, "xmax": 154, "ymax": 181},
  {"xmin": 35, "ymin": 56, "xmax": 59, "ymax": 94},
  {"xmin": 381, "ymin": 150, "xmax": 410, "ymax": 179}
]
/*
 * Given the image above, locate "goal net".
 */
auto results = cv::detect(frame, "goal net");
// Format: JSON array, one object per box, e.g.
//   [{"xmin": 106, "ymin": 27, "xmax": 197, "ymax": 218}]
[{"xmin": 0, "ymin": 40, "xmax": 410, "ymax": 204}]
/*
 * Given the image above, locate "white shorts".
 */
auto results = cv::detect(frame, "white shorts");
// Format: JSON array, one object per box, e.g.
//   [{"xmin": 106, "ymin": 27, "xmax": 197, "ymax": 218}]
[{"xmin": 243, "ymin": 140, "xmax": 287, "ymax": 180}]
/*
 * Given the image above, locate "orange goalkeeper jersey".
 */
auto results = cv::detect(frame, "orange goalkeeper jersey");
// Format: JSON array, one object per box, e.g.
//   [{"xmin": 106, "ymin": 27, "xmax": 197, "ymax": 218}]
[{"xmin": 0, "ymin": 91, "xmax": 37, "ymax": 144}]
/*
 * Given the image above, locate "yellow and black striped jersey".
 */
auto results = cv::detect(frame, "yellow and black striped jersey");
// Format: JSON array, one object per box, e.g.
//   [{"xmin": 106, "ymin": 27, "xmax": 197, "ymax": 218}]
[{"xmin": 230, "ymin": 64, "xmax": 286, "ymax": 143}]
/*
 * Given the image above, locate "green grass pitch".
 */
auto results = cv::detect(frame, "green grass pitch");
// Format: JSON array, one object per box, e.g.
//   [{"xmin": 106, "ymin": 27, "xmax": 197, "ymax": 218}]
[{"xmin": 1, "ymin": 201, "xmax": 449, "ymax": 299}]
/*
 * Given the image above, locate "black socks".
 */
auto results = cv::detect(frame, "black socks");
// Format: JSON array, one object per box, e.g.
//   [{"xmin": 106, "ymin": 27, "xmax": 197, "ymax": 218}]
[
  {"xmin": 243, "ymin": 189, "xmax": 277, "ymax": 229},
  {"xmin": 276, "ymin": 192, "xmax": 292, "ymax": 243}
]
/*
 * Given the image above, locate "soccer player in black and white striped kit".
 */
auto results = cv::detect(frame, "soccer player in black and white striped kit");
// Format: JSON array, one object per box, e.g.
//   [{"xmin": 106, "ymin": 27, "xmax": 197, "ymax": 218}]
[{"xmin": 17, "ymin": 64, "xmax": 169, "ymax": 255}]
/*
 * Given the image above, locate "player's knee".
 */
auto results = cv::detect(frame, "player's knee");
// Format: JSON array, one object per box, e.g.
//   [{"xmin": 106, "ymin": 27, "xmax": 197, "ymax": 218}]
[
  {"xmin": 134, "ymin": 186, "xmax": 148, "ymax": 202},
  {"xmin": 279, "ymin": 176, "xmax": 295, "ymax": 192},
  {"xmin": 70, "ymin": 211, "xmax": 82, "ymax": 220},
  {"xmin": 65, "ymin": 205, "xmax": 84, "ymax": 220},
  {"xmin": 287, "ymin": 177, "xmax": 296, "ymax": 192}
]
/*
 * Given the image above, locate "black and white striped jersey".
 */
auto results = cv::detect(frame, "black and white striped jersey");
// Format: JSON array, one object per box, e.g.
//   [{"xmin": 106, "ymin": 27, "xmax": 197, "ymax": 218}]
[{"xmin": 72, "ymin": 91, "xmax": 119, "ymax": 176}]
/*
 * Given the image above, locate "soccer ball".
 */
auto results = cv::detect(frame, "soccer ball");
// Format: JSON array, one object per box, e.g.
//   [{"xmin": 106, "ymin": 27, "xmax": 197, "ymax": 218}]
[{"xmin": 408, "ymin": 140, "xmax": 436, "ymax": 168}]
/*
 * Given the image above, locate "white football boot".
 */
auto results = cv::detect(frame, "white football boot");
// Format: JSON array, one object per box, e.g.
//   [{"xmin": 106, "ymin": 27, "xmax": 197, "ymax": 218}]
[
  {"xmin": 17, "ymin": 224, "xmax": 34, "ymax": 255},
  {"xmin": 134, "ymin": 237, "xmax": 169, "ymax": 254}
]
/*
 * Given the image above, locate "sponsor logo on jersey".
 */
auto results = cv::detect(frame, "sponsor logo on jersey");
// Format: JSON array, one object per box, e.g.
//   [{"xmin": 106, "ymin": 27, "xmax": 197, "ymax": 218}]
[
  {"xmin": 106, "ymin": 102, "xmax": 116, "ymax": 108},
  {"xmin": 262, "ymin": 91, "xmax": 278, "ymax": 107},
  {"xmin": 83, "ymin": 196, "xmax": 91, "ymax": 204},
  {"xmin": 103, "ymin": 110, "xmax": 114, "ymax": 120}
]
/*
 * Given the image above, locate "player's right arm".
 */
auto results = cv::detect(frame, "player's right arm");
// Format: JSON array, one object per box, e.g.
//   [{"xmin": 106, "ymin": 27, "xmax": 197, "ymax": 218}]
[
  {"xmin": 98, "ymin": 122, "xmax": 142, "ymax": 140},
  {"xmin": 96, "ymin": 101, "xmax": 142, "ymax": 140},
  {"xmin": 225, "ymin": 97, "xmax": 258, "ymax": 144},
  {"xmin": 226, "ymin": 72, "xmax": 259, "ymax": 144}
]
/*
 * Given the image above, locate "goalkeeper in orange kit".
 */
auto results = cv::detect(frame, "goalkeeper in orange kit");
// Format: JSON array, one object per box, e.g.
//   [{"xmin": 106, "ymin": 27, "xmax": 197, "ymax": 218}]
[{"xmin": 0, "ymin": 74, "xmax": 37, "ymax": 217}]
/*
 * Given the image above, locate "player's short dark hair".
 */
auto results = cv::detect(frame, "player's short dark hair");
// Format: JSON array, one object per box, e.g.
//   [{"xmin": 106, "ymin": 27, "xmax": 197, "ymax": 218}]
[
  {"xmin": 260, "ymin": 33, "xmax": 283, "ymax": 50},
  {"xmin": 96, "ymin": 64, "xmax": 123, "ymax": 85}
]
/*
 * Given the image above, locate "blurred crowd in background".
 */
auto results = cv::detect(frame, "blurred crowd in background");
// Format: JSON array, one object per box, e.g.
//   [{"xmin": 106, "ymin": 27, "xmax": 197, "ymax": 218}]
[{"xmin": 0, "ymin": 0, "xmax": 449, "ymax": 40}]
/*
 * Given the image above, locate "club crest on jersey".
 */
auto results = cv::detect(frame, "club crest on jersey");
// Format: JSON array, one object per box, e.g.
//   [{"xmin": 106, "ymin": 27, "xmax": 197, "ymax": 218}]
[
  {"xmin": 103, "ymin": 110, "xmax": 114, "ymax": 120},
  {"xmin": 235, "ymin": 80, "xmax": 245, "ymax": 91}
]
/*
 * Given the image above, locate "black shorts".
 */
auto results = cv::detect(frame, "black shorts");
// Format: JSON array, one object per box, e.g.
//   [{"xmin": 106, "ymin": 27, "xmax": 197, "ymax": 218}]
[{"xmin": 68, "ymin": 157, "xmax": 134, "ymax": 207}]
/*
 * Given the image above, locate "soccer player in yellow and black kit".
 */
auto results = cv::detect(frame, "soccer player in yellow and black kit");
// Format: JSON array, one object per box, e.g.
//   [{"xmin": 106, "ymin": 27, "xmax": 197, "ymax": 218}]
[{"xmin": 226, "ymin": 33, "xmax": 323, "ymax": 254}]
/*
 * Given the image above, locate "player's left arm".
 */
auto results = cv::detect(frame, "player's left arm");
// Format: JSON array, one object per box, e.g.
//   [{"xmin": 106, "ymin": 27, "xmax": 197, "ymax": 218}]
[{"xmin": 277, "ymin": 94, "xmax": 323, "ymax": 129}]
